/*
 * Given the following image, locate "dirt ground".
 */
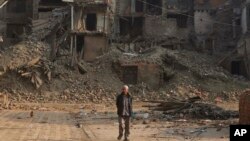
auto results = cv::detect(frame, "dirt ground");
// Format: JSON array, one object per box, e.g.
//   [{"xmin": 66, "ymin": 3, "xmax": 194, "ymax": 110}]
[{"xmin": 0, "ymin": 102, "xmax": 238, "ymax": 141}]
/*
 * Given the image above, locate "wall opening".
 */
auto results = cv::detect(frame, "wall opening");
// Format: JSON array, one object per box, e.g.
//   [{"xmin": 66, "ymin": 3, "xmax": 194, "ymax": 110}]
[
  {"xmin": 123, "ymin": 66, "xmax": 138, "ymax": 84},
  {"xmin": 167, "ymin": 13, "xmax": 188, "ymax": 28},
  {"xmin": 76, "ymin": 35, "xmax": 84, "ymax": 53},
  {"xmin": 231, "ymin": 60, "xmax": 243, "ymax": 75},
  {"xmin": 86, "ymin": 13, "xmax": 97, "ymax": 31},
  {"xmin": 146, "ymin": 0, "xmax": 162, "ymax": 15},
  {"xmin": 119, "ymin": 17, "xmax": 144, "ymax": 38},
  {"xmin": 76, "ymin": 35, "xmax": 84, "ymax": 59}
]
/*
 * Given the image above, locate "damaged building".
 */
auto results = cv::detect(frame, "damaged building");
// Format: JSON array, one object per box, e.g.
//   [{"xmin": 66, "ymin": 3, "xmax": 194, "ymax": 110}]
[
  {"xmin": 0, "ymin": 0, "xmax": 67, "ymax": 40},
  {"xmin": 1, "ymin": 0, "xmax": 37, "ymax": 39},
  {"xmin": 112, "ymin": 0, "xmax": 193, "ymax": 86},
  {"xmin": 220, "ymin": 0, "xmax": 250, "ymax": 79},
  {"xmin": 193, "ymin": 0, "xmax": 242, "ymax": 53},
  {"xmin": 63, "ymin": 0, "xmax": 113, "ymax": 62},
  {"xmin": 114, "ymin": 0, "xmax": 193, "ymax": 44}
]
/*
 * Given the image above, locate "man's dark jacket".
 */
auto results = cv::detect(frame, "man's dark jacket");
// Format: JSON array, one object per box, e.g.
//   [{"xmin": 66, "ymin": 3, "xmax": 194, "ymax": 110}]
[{"xmin": 116, "ymin": 93, "xmax": 133, "ymax": 117}]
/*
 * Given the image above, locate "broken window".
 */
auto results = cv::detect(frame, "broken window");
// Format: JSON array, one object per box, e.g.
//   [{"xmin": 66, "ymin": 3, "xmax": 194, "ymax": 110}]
[
  {"xmin": 146, "ymin": 0, "xmax": 162, "ymax": 15},
  {"xmin": 167, "ymin": 14, "xmax": 188, "ymax": 28},
  {"xmin": 7, "ymin": 0, "xmax": 26, "ymax": 13},
  {"xmin": 123, "ymin": 66, "xmax": 138, "ymax": 84},
  {"xmin": 86, "ymin": 13, "xmax": 97, "ymax": 31},
  {"xmin": 119, "ymin": 17, "xmax": 144, "ymax": 38}
]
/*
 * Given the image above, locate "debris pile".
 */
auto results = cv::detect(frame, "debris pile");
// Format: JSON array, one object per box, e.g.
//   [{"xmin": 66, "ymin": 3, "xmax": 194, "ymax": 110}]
[
  {"xmin": 0, "ymin": 41, "xmax": 52, "ymax": 89},
  {"xmin": 0, "ymin": 19, "xmax": 249, "ymax": 104},
  {"xmin": 145, "ymin": 96, "xmax": 239, "ymax": 120},
  {"xmin": 0, "ymin": 44, "xmax": 249, "ymax": 103},
  {"xmin": 17, "ymin": 57, "xmax": 52, "ymax": 89}
]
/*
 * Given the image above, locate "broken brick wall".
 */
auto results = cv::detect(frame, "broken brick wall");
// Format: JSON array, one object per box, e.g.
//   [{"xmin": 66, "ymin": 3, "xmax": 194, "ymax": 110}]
[
  {"xmin": 113, "ymin": 61, "xmax": 162, "ymax": 89},
  {"xmin": 137, "ymin": 63, "xmax": 162, "ymax": 89},
  {"xmin": 84, "ymin": 35, "xmax": 108, "ymax": 62}
]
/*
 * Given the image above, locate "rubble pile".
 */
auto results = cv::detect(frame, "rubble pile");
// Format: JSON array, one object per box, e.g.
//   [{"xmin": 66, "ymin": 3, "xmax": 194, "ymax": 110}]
[
  {"xmin": 161, "ymin": 49, "xmax": 249, "ymax": 101},
  {"xmin": 0, "ymin": 41, "xmax": 52, "ymax": 89},
  {"xmin": 0, "ymin": 43, "xmax": 249, "ymax": 103},
  {"xmin": 146, "ymin": 96, "xmax": 238, "ymax": 120},
  {"xmin": 0, "ymin": 22, "xmax": 249, "ymax": 104},
  {"xmin": 163, "ymin": 49, "xmax": 229, "ymax": 81},
  {"xmin": 0, "ymin": 41, "xmax": 49, "ymax": 69}
]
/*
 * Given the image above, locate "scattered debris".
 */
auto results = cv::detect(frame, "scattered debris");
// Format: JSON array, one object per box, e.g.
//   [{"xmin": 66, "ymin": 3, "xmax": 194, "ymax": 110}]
[{"xmin": 145, "ymin": 96, "xmax": 238, "ymax": 120}]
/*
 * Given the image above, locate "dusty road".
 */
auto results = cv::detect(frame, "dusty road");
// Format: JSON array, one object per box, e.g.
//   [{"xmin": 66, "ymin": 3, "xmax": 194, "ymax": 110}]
[
  {"xmin": 0, "ymin": 103, "xmax": 236, "ymax": 141},
  {"xmin": 0, "ymin": 110, "xmax": 83, "ymax": 141}
]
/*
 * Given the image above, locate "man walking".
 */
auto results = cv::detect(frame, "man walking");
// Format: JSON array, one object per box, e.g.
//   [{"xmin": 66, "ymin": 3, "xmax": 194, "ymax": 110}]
[{"xmin": 116, "ymin": 85, "xmax": 133, "ymax": 141}]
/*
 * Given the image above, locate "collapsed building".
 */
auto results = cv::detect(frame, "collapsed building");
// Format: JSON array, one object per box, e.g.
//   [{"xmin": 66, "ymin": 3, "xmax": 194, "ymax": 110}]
[
  {"xmin": 62, "ymin": 0, "xmax": 114, "ymax": 62},
  {"xmin": 0, "ymin": 0, "xmax": 67, "ymax": 41},
  {"xmin": 0, "ymin": 0, "xmax": 250, "ymax": 103},
  {"xmin": 0, "ymin": 0, "xmax": 249, "ymax": 87}
]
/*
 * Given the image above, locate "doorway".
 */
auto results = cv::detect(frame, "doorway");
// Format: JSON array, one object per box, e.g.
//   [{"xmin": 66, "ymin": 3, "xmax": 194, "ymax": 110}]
[
  {"xmin": 231, "ymin": 61, "xmax": 241, "ymax": 75},
  {"xmin": 123, "ymin": 66, "xmax": 138, "ymax": 84}
]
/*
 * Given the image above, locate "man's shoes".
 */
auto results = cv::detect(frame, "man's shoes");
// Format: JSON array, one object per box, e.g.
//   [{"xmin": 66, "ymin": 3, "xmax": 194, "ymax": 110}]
[
  {"xmin": 117, "ymin": 135, "xmax": 123, "ymax": 140},
  {"xmin": 124, "ymin": 137, "xmax": 129, "ymax": 141},
  {"xmin": 124, "ymin": 136, "xmax": 129, "ymax": 141}
]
